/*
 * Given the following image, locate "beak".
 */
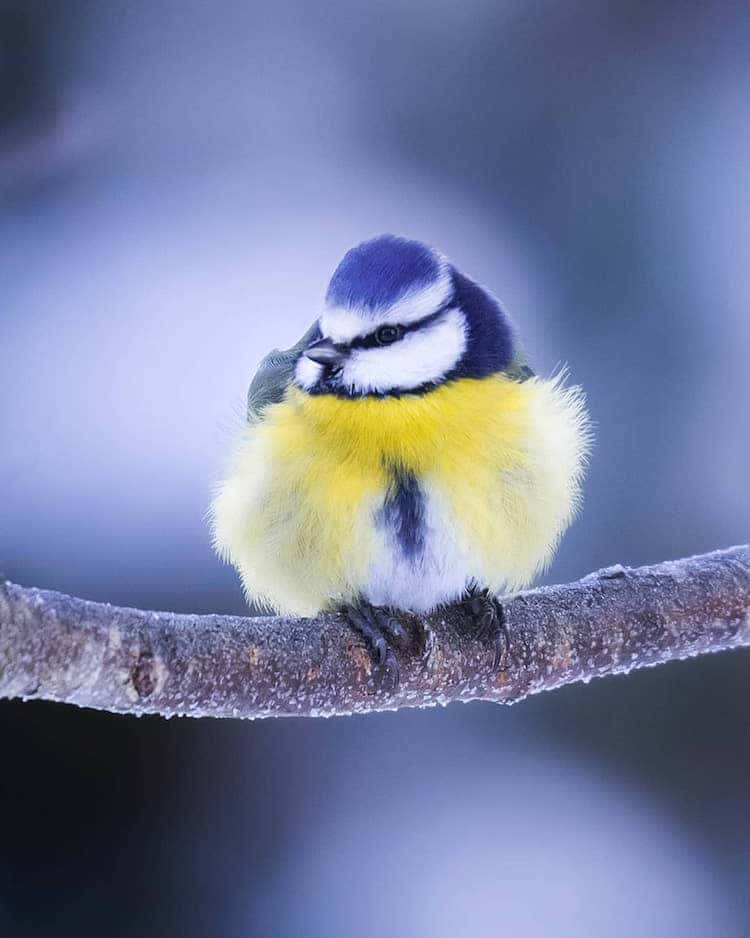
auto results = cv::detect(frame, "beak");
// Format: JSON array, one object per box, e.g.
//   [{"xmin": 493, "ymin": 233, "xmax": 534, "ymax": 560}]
[{"xmin": 304, "ymin": 338, "xmax": 347, "ymax": 367}]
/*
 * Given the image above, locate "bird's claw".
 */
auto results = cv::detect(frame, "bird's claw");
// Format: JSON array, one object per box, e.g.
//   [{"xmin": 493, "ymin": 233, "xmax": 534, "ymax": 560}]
[
  {"xmin": 464, "ymin": 586, "xmax": 510, "ymax": 669},
  {"xmin": 383, "ymin": 615, "xmax": 410, "ymax": 648},
  {"xmin": 372, "ymin": 633, "xmax": 388, "ymax": 666},
  {"xmin": 342, "ymin": 602, "xmax": 405, "ymax": 690},
  {"xmin": 380, "ymin": 647, "xmax": 400, "ymax": 691}
]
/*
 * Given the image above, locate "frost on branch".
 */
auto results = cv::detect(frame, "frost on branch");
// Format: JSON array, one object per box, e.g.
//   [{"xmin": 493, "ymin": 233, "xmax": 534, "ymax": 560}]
[{"xmin": 0, "ymin": 546, "xmax": 748, "ymax": 720}]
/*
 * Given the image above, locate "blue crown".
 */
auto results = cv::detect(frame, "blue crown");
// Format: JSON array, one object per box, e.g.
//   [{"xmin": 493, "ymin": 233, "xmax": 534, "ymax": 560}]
[{"xmin": 326, "ymin": 235, "xmax": 441, "ymax": 314}]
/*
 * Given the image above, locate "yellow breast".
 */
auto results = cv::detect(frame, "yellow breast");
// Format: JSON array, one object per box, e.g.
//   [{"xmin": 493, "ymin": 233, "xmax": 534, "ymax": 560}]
[{"xmin": 211, "ymin": 374, "xmax": 590, "ymax": 615}]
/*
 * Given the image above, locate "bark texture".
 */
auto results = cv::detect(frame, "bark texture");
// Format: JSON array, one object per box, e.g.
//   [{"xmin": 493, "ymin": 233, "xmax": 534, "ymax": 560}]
[{"xmin": 1, "ymin": 545, "xmax": 749, "ymax": 719}]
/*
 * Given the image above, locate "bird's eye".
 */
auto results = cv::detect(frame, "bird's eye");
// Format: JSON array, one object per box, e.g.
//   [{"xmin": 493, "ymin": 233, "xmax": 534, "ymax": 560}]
[{"xmin": 375, "ymin": 325, "xmax": 402, "ymax": 346}]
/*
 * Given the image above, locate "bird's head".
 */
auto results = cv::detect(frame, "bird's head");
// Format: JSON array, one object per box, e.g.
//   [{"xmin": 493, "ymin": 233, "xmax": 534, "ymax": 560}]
[{"xmin": 295, "ymin": 234, "xmax": 517, "ymax": 397}]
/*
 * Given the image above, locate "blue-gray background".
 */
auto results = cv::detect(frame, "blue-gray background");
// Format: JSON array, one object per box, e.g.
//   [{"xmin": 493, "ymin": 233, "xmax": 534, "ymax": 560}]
[{"xmin": 1, "ymin": 2, "xmax": 749, "ymax": 935}]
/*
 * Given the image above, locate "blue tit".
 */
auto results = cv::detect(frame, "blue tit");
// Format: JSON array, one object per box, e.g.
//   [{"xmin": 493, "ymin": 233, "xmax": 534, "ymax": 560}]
[{"xmin": 211, "ymin": 234, "xmax": 591, "ymax": 674}]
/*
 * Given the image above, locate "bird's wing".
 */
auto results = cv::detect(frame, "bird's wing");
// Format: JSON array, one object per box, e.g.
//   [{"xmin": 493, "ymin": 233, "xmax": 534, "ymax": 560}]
[
  {"xmin": 246, "ymin": 320, "xmax": 321, "ymax": 424},
  {"xmin": 504, "ymin": 348, "xmax": 535, "ymax": 383}
]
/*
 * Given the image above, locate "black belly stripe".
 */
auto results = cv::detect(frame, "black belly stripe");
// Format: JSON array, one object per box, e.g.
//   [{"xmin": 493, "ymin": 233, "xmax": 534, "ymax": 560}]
[{"xmin": 379, "ymin": 466, "xmax": 426, "ymax": 560}]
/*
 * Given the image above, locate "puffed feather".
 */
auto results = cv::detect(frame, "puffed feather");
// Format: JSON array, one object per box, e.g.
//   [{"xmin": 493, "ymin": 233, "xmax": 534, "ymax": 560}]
[{"xmin": 211, "ymin": 372, "xmax": 591, "ymax": 615}]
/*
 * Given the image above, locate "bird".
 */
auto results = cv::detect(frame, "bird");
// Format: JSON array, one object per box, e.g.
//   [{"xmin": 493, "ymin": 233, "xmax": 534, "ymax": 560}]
[{"xmin": 210, "ymin": 234, "xmax": 591, "ymax": 684}]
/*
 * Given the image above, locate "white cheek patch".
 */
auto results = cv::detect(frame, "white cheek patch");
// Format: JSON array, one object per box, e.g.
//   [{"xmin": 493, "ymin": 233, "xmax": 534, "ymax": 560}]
[
  {"xmin": 341, "ymin": 308, "xmax": 467, "ymax": 394},
  {"xmin": 321, "ymin": 262, "xmax": 452, "ymax": 344},
  {"xmin": 294, "ymin": 354, "xmax": 323, "ymax": 390}
]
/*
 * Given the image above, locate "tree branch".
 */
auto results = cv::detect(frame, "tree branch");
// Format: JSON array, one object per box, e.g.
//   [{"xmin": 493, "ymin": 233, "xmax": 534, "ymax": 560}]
[{"xmin": 1, "ymin": 545, "xmax": 749, "ymax": 719}]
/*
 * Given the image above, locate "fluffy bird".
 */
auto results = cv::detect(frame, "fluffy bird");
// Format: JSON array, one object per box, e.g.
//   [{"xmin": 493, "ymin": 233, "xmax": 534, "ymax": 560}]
[{"xmin": 211, "ymin": 235, "xmax": 591, "ymax": 680}]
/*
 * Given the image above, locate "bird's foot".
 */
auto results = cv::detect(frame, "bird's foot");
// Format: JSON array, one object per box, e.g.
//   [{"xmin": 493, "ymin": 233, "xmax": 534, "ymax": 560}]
[
  {"xmin": 342, "ymin": 602, "xmax": 410, "ymax": 691},
  {"xmin": 463, "ymin": 585, "xmax": 509, "ymax": 670}
]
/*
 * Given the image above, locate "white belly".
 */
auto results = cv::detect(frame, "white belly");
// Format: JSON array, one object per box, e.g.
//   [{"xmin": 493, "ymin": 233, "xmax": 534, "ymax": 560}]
[{"xmin": 362, "ymin": 478, "xmax": 473, "ymax": 612}]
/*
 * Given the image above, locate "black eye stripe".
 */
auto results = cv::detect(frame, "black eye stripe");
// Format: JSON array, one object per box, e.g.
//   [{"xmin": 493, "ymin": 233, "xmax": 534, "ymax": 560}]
[{"xmin": 347, "ymin": 299, "xmax": 457, "ymax": 351}]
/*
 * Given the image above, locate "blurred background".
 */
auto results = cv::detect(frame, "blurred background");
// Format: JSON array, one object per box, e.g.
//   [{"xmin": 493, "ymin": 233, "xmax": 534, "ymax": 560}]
[{"xmin": 1, "ymin": 0, "xmax": 749, "ymax": 934}]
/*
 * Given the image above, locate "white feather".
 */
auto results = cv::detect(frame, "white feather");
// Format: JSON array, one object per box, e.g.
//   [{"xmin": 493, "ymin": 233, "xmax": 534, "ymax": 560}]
[
  {"xmin": 294, "ymin": 353, "xmax": 323, "ymax": 390},
  {"xmin": 340, "ymin": 308, "xmax": 467, "ymax": 394},
  {"xmin": 363, "ymin": 479, "xmax": 474, "ymax": 611}
]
